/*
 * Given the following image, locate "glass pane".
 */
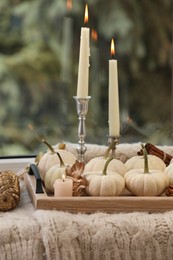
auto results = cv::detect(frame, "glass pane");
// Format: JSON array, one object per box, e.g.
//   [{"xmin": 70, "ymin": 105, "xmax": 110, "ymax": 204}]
[{"xmin": 0, "ymin": 0, "xmax": 172, "ymax": 156}]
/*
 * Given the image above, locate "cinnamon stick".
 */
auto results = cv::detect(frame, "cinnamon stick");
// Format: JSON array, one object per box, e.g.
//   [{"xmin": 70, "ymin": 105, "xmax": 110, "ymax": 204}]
[{"xmin": 138, "ymin": 143, "xmax": 173, "ymax": 166}]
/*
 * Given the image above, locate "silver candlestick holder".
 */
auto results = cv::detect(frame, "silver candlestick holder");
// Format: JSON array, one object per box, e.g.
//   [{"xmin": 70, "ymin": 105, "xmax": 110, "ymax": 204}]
[
  {"xmin": 74, "ymin": 96, "xmax": 91, "ymax": 162},
  {"xmin": 107, "ymin": 135, "xmax": 120, "ymax": 158}
]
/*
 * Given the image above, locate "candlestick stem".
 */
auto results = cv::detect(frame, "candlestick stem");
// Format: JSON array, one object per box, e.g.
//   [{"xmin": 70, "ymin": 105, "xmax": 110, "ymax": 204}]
[
  {"xmin": 74, "ymin": 96, "xmax": 91, "ymax": 162},
  {"xmin": 107, "ymin": 135, "xmax": 120, "ymax": 158}
]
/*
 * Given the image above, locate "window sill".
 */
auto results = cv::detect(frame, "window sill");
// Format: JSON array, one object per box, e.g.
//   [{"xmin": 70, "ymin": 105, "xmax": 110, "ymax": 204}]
[{"xmin": 0, "ymin": 156, "xmax": 35, "ymax": 172}]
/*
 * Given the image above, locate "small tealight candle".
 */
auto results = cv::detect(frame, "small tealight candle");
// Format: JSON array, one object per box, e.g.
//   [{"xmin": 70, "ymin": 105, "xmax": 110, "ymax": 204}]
[{"xmin": 54, "ymin": 175, "xmax": 73, "ymax": 197}]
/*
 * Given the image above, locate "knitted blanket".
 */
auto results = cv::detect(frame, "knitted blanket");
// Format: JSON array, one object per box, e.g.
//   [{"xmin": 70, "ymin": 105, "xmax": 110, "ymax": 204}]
[
  {"xmin": 0, "ymin": 181, "xmax": 44, "ymax": 260},
  {"xmin": 34, "ymin": 210, "xmax": 173, "ymax": 260},
  {"xmin": 1, "ymin": 143, "xmax": 173, "ymax": 260}
]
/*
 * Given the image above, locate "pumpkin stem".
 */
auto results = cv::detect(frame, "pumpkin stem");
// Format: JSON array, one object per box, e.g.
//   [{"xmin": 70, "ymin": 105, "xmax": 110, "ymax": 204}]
[
  {"xmin": 102, "ymin": 157, "xmax": 113, "ymax": 175},
  {"xmin": 142, "ymin": 144, "xmax": 150, "ymax": 173},
  {"xmin": 42, "ymin": 139, "xmax": 55, "ymax": 154},
  {"xmin": 103, "ymin": 142, "xmax": 116, "ymax": 159},
  {"xmin": 58, "ymin": 143, "xmax": 66, "ymax": 150},
  {"xmin": 42, "ymin": 139, "xmax": 65, "ymax": 167},
  {"xmin": 56, "ymin": 152, "xmax": 66, "ymax": 167}
]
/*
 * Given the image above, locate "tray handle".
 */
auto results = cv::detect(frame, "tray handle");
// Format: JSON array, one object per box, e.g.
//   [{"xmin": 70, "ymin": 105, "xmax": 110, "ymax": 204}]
[{"xmin": 29, "ymin": 164, "xmax": 44, "ymax": 194}]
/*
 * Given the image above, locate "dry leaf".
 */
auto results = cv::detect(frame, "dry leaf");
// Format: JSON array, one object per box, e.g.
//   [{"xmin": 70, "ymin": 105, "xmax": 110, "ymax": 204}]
[{"xmin": 66, "ymin": 160, "xmax": 87, "ymax": 196}]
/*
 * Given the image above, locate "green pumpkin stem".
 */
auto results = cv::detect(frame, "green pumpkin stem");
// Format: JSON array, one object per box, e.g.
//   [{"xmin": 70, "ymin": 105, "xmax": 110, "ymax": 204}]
[
  {"xmin": 42, "ymin": 139, "xmax": 55, "ymax": 154},
  {"xmin": 56, "ymin": 152, "xmax": 65, "ymax": 167},
  {"xmin": 102, "ymin": 157, "xmax": 113, "ymax": 175},
  {"xmin": 142, "ymin": 144, "xmax": 150, "ymax": 173},
  {"xmin": 103, "ymin": 142, "xmax": 116, "ymax": 159},
  {"xmin": 42, "ymin": 139, "xmax": 65, "ymax": 167}
]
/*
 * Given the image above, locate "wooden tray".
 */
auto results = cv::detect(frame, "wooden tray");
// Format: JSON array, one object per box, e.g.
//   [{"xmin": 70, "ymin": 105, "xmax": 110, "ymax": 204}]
[{"xmin": 24, "ymin": 173, "xmax": 173, "ymax": 213}]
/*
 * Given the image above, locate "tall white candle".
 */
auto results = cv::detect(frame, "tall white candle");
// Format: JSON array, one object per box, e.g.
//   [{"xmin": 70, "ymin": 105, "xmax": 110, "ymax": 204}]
[
  {"xmin": 77, "ymin": 4, "xmax": 90, "ymax": 98},
  {"xmin": 108, "ymin": 39, "xmax": 120, "ymax": 136}
]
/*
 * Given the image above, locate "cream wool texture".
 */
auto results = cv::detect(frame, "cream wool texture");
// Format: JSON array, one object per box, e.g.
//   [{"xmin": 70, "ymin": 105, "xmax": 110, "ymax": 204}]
[
  {"xmin": 34, "ymin": 210, "xmax": 173, "ymax": 260},
  {"xmin": 1, "ymin": 143, "xmax": 173, "ymax": 260}
]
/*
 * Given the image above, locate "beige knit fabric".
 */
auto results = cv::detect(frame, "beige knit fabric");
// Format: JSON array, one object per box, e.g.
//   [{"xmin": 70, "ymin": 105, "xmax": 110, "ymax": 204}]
[
  {"xmin": 34, "ymin": 210, "xmax": 173, "ymax": 260},
  {"xmin": 1, "ymin": 143, "xmax": 173, "ymax": 260},
  {"xmin": 0, "ymin": 181, "xmax": 44, "ymax": 260},
  {"xmin": 61, "ymin": 142, "xmax": 173, "ymax": 163}
]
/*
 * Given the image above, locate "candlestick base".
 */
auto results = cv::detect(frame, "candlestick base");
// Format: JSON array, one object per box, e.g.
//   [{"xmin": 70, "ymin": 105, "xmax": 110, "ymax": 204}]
[
  {"xmin": 74, "ymin": 96, "xmax": 91, "ymax": 162},
  {"xmin": 107, "ymin": 135, "xmax": 120, "ymax": 158}
]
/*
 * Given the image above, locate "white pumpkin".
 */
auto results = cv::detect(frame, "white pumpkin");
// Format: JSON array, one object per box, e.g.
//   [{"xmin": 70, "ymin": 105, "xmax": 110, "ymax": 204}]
[
  {"xmin": 164, "ymin": 164, "xmax": 173, "ymax": 185},
  {"xmin": 124, "ymin": 146, "xmax": 169, "ymax": 196},
  {"xmin": 83, "ymin": 157, "xmax": 125, "ymax": 196},
  {"xmin": 125, "ymin": 170, "xmax": 169, "ymax": 196},
  {"xmin": 125, "ymin": 154, "xmax": 166, "ymax": 172},
  {"xmin": 37, "ymin": 140, "xmax": 76, "ymax": 180},
  {"xmin": 83, "ymin": 156, "xmax": 127, "ymax": 177},
  {"xmin": 83, "ymin": 142, "xmax": 127, "ymax": 177},
  {"xmin": 44, "ymin": 164, "xmax": 67, "ymax": 193},
  {"xmin": 170, "ymin": 158, "xmax": 173, "ymax": 164}
]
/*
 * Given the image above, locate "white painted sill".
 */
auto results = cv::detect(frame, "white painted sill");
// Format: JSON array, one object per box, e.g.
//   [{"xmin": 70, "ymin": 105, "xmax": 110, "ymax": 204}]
[{"xmin": 0, "ymin": 157, "xmax": 35, "ymax": 173}]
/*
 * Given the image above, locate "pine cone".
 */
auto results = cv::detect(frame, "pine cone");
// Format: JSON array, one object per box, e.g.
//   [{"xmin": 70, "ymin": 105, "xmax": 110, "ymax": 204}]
[{"xmin": 0, "ymin": 170, "xmax": 20, "ymax": 211}]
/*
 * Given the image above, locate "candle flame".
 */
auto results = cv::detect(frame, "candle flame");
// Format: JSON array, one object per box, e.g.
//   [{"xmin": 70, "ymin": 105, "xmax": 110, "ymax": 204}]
[
  {"xmin": 111, "ymin": 38, "xmax": 115, "ymax": 58},
  {"xmin": 84, "ymin": 4, "xmax": 89, "ymax": 25},
  {"xmin": 62, "ymin": 173, "xmax": 65, "ymax": 182},
  {"xmin": 66, "ymin": 0, "xmax": 72, "ymax": 10},
  {"xmin": 91, "ymin": 29, "xmax": 98, "ymax": 41}
]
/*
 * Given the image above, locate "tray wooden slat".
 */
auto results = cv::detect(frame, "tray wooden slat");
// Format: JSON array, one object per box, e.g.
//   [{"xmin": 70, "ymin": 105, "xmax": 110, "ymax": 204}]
[{"xmin": 24, "ymin": 173, "xmax": 173, "ymax": 213}]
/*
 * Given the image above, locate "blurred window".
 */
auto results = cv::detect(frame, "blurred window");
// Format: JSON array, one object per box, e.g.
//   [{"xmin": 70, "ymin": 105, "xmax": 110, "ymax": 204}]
[{"xmin": 0, "ymin": 0, "xmax": 172, "ymax": 155}]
